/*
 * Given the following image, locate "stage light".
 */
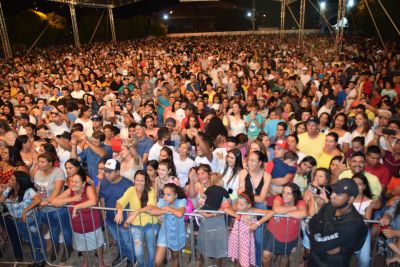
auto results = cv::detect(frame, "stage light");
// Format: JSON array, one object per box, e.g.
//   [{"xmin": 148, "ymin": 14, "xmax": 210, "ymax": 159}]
[
  {"xmin": 247, "ymin": 12, "xmax": 252, "ymax": 17},
  {"xmin": 320, "ymin": 2, "xmax": 326, "ymax": 11},
  {"xmin": 347, "ymin": 0, "xmax": 355, "ymax": 8},
  {"xmin": 163, "ymin": 14, "xmax": 169, "ymax": 20}
]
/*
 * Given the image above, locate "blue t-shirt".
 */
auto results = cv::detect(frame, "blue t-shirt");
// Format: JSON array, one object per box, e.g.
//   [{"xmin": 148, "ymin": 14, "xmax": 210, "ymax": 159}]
[
  {"xmin": 136, "ymin": 136, "xmax": 154, "ymax": 158},
  {"xmin": 263, "ymin": 119, "xmax": 289, "ymax": 137},
  {"xmin": 157, "ymin": 198, "xmax": 187, "ymax": 251},
  {"xmin": 79, "ymin": 144, "xmax": 112, "ymax": 186},
  {"xmin": 99, "ymin": 177, "xmax": 133, "ymax": 222},
  {"xmin": 245, "ymin": 113, "xmax": 264, "ymax": 139},
  {"xmin": 271, "ymin": 158, "xmax": 297, "ymax": 178},
  {"xmin": 336, "ymin": 90, "xmax": 347, "ymax": 107}
]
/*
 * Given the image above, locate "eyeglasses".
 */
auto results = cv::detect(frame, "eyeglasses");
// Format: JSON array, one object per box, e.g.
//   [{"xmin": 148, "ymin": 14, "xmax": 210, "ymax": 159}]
[{"xmin": 104, "ymin": 169, "xmax": 114, "ymax": 173}]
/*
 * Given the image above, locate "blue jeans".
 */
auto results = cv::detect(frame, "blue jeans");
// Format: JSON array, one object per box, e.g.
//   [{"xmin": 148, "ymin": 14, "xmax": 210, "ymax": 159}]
[
  {"xmin": 15, "ymin": 215, "xmax": 46, "ymax": 263},
  {"xmin": 254, "ymin": 202, "xmax": 267, "ymax": 266},
  {"xmin": 106, "ymin": 219, "xmax": 135, "ymax": 262},
  {"xmin": 40, "ymin": 208, "xmax": 73, "ymax": 248},
  {"xmin": 130, "ymin": 224, "xmax": 159, "ymax": 267},
  {"xmin": 0, "ymin": 214, "xmax": 23, "ymax": 259},
  {"xmin": 355, "ymin": 229, "xmax": 371, "ymax": 267}
]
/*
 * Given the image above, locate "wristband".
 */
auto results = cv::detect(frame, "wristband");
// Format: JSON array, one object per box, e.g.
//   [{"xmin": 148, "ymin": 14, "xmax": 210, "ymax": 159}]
[{"xmin": 256, "ymin": 221, "xmax": 261, "ymax": 226}]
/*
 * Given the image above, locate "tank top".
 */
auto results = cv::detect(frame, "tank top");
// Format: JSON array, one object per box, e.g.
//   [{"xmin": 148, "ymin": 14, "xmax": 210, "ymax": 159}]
[
  {"xmin": 69, "ymin": 185, "xmax": 101, "ymax": 234},
  {"xmin": 245, "ymin": 171, "xmax": 264, "ymax": 196}
]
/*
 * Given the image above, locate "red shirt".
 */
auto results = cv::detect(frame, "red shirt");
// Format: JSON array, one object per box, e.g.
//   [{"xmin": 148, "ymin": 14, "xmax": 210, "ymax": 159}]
[
  {"xmin": 383, "ymin": 152, "xmax": 400, "ymax": 178},
  {"xmin": 365, "ymin": 163, "xmax": 391, "ymax": 187},
  {"xmin": 268, "ymin": 196, "xmax": 305, "ymax": 242},
  {"xmin": 180, "ymin": 116, "xmax": 205, "ymax": 131},
  {"xmin": 69, "ymin": 186, "xmax": 101, "ymax": 234}
]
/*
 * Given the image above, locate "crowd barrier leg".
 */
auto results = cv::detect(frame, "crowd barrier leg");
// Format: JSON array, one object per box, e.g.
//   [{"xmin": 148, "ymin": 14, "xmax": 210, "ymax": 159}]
[
  {"xmin": 188, "ymin": 214, "xmax": 196, "ymax": 267},
  {"xmin": 55, "ymin": 208, "xmax": 69, "ymax": 261},
  {"xmin": 102, "ymin": 212, "xmax": 113, "ymax": 264}
]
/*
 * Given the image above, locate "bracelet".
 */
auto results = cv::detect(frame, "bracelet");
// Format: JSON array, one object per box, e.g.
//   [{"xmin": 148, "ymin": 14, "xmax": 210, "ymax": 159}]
[{"xmin": 256, "ymin": 221, "xmax": 261, "ymax": 226}]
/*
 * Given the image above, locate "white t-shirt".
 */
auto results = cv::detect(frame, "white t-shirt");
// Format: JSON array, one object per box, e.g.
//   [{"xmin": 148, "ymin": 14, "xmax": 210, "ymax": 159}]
[
  {"xmin": 194, "ymin": 155, "xmax": 219, "ymax": 172},
  {"xmin": 48, "ymin": 122, "xmax": 70, "ymax": 136},
  {"xmin": 148, "ymin": 142, "xmax": 163, "ymax": 161},
  {"xmin": 74, "ymin": 118, "xmax": 93, "ymax": 136},
  {"xmin": 221, "ymin": 167, "xmax": 240, "ymax": 194},
  {"xmin": 71, "ymin": 90, "xmax": 86, "ymax": 99},
  {"xmin": 174, "ymin": 157, "xmax": 194, "ymax": 187}
]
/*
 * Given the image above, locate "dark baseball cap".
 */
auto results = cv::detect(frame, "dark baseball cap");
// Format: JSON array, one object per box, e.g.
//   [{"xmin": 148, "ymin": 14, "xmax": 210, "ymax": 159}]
[
  {"xmin": 20, "ymin": 113, "xmax": 30, "ymax": 120},
  {"xmin": 332, "ymin": 178, "xmax": 359, "ymax": 197},
  {"xmin": 91, "ymin": 114, "xmax": 103, "ymax": 121},
  {"xmin": 306, "ymin": 116, "xmax": 319, "ymax": 125},
  {"xmin": 56, "ymin": 131, "xmax": 71, "ymax": 140},
  {"xmin": 165, "ymin": 117, "xmax": 176, "ymax": 126}
]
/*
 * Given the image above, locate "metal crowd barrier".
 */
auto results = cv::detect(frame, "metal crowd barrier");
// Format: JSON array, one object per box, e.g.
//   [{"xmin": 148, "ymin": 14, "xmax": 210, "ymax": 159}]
[{"xmin": 0, "ymin": 203, "xmax": 389, "ymax": 267}]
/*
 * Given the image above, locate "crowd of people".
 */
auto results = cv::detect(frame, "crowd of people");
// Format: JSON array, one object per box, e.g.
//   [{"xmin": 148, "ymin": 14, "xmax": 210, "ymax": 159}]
[{"xmin": 0, "ymin": 33, "xmax": 399, "ymax": 267}]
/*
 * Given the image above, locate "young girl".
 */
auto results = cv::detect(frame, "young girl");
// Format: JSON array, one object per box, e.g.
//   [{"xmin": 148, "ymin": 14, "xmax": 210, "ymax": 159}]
[
  {"xmin": 51, "ymin": 173, "xmax": 104, "ymax": 267},
  {"xmin": 225, "ymin": 192, "xmax": 274, "ymax": 267},
  {"xmin": 146, "ymin": 160, "xmax": 159, "ymax": 186},
  {"xmin": 127, "ymin": 183, "xmax": 187, "ymax": 267},
  {"xmin": 155, "ymin": 159, "xmax": 179, "ymax": 200}
]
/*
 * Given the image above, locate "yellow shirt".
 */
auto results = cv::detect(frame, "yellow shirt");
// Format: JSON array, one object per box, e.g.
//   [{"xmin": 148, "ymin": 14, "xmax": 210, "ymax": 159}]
[
  {"xmin": 298, "ymin": 132, "xmax": 325, "ymax": 160},
  {"xmin": 317, "ymin": 151, "xmax": 335, "ymax": 169},
  {"xmin": 117, "ymin": 186, "xmax": 158, "ymax": 226},
  {"xmin": 348, "ymin": 109, "xmax": 375, "ymax": 121},
  {"xmin": 339, "ymin": 170, "xmax": 382, "ymax": 199}
]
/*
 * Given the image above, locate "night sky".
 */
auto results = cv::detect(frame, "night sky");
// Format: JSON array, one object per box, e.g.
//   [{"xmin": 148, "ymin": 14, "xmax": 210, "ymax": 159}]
[{"xmin": 2, "ymin": 0, "xmax": 315, "ymax": 18}]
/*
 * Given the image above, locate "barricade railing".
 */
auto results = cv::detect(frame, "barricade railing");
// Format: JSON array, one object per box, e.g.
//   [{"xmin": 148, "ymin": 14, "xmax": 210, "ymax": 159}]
[{"xmin": 0, "ymin": 203, "xmax": 388, "ymax": 267}]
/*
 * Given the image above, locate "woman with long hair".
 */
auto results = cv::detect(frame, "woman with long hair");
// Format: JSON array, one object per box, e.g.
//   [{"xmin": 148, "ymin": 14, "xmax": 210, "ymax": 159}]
[
  {"xmin": 0, "ymin": 171, "xmax": 45, "ymax": 266},
  {"xmin": 14, "ymin": 134, "xmax": 38, "ymax": 171},
  {"xmin": 155, "ymin": 159, "xmax": 179, "ymax": 201},
  {"xmin": 317, "ymin": 132, "xmax": 343, "ymax": 169},
  {"xmin": 115, "ymin": 140, "xmax": 143, "ymax": 183},
  {"xmin": 0, "ymin": 146, "xmax": 29, "ymax": 185},
  {"xmin": 221, "ymin": 148, "xmax": 243, "ymax": 201},
  {"xmin": 352, "ymin": 173, "xmax": 374, "ymax": 267},
  {"xmin": 182, "ymin": 114, "xmax": 200, "ymax": 146},
  {"xmin": 350, "ymin": 112, "xmax": 374, "ymax": 147},
  {"xmin": 228, "ymin": 102, "xmax": 246, "ymax": 136},
  {"xmin": 174, "ymin": 142, "xmax": 194, "ymax": 187},
  {"xmin": 34, "ymin": 152, "xmax": 73, "ymax": 261},
  {"xmin": 263, "ymin": 183, "xmax": 307, "ymax": 267},
  {"xmin": 75, "ymin": 105, "xmax": 93, "ymax": 136},
  {"xmin": 328, "ymin": 113, "xmax": 351, "ymax": 154},
  {"xmin": 238, "ymin": 151, "xmax": 271, "ymax": 265},
  {"xmin": 115, "ymin": 170, "xmax": 159, "ymax": 267}
]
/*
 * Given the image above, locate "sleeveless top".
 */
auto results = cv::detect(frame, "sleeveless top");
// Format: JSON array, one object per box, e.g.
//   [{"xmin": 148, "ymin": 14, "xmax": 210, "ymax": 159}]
[
  {"xmin": 245, "ymin": 171, "xmax": 264, "ymax": 196},
  {"xmin": 69, "ymin": 185, "xmax": 101, "ymax": 234}
]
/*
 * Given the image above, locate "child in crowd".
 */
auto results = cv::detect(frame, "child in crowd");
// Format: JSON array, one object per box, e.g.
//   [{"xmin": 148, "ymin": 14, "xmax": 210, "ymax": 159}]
[
  {"xmin": 265, "ymin": 150, "xmax": 298, "ymax": 207},
  {"xmin": 200, "ymin": 172, "xmax": 230, "ymax": 210},
  {"xmin": 155, "ymin": 159, "xmax": 179, "ymax": 200},
  {"xmin": 225, "ymin": 192, "xmax": 274, "ymax": 267},
  {"xmin": 127, "ymin": 183, "xmax": 187, "ymax": 267}
]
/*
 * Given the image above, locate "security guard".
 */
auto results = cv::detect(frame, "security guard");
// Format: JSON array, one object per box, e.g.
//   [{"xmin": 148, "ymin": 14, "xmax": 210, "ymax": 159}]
[{"xmin": 308, "ymin": 178, "xmax": 368, "ymax": 267}]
